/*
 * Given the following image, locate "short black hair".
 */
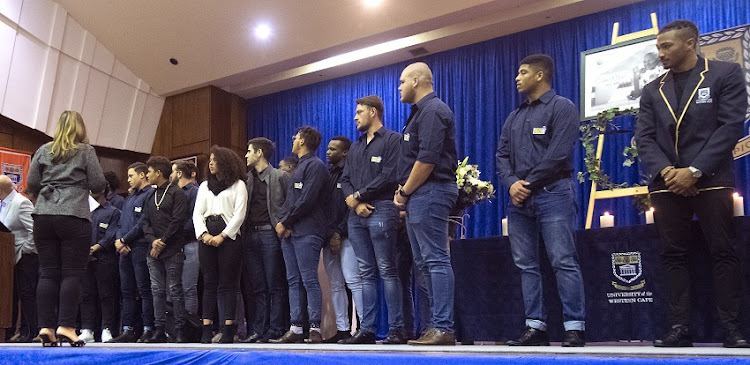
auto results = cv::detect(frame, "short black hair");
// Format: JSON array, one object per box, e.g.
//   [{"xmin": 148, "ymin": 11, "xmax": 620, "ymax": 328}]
[
  {"xmin": 104, "ymin": 171, "xmax": 120, "ymax": 191},
  {"xmin": 281, "ymin": 156, "xmax": 298, "ymax": 168},
  {"xmin": 356, "ymin": 95, "xmax": 385, "ymax": 121},
  {"xmin": 128, "ymin": 162, "xmax": 148, "ymax": 176},
  {"xmin": 520, "ymin": 54, "xmax": 554, "ymax": 83},
  {"xmin": 146, "ymin": 156, "xmax": 172, "ymax": 179},
  {"xmin": 173, "ymin": 160, "xmax": 197, "ymax": 179},
  {"xmin": 659, "ymin": 20, "xmax": 699, "ymax": 42},
  {"xmin": 248, "ymin": 137, "xmax": 276, "ymax": 160},
  {"xmin": 297, "ymin": 126, "xmax": 322, "ymax": 151},
  {"xmin": 330, "ymin": 136, "xmax": 352, "ymax": 151}
]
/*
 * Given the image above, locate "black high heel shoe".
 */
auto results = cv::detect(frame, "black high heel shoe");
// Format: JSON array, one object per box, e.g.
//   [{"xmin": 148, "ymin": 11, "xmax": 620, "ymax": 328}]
[
  {"xmin": 39, "ymin": 333, "xmax": 58, "ymax": 347},
  {"xmin": 56, "ymin": 334, "xmax": 86, "ymax": 347}
]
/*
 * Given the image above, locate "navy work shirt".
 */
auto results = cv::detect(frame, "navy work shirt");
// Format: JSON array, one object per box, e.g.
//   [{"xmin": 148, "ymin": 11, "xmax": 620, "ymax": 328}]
[
  {"xmin": 279, "ymin": 153, "xmax": 330, "ymax": 238},
  {"xmin": 398, "ymin": 92, "xmax": 458, "ymax": 184},
  {"xmin": 116, "ymin": 185, "xmax": 153, "ymax": 247},
  {"xmin": 495, "ymin": 89, "xmax": 579, "ymax": 191},
  {"xmin": 182, "ymin": 181, "xmax": 199, "ymax": 240},
  {"xmin": 341, "ymin": 126, "xmax": 401, "ymax": 202},
  {"xmin": 91, "ymin": 201, "xmax": 121, "ymax": 251},
  {"xmin": 328, "ymin": 160, "xmax": 348, "ymax": 239}
]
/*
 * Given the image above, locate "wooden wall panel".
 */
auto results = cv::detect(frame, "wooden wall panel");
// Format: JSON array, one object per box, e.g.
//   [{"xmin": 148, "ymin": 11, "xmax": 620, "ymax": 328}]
[{"xmin": 171, "ymin": 87, "xmax": 210, "ymax": 148}]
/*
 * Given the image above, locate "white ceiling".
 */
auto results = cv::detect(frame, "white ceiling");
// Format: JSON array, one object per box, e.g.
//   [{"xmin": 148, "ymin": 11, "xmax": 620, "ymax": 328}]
[{"xmin": 53, "ymin": 0, "xmax": 641, "ymax": 99}]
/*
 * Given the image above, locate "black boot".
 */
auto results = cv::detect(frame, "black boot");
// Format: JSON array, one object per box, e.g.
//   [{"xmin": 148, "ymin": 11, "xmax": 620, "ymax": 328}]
[
  {"xmin": 219, "ymin": 323, "xmax": 237, "ymax": 344},
  {"xmin": 201, "ymin": 325, "xmax": 214, "ymax": 344}
]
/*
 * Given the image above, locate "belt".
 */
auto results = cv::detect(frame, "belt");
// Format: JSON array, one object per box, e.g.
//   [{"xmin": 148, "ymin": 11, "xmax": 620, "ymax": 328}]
[{"xmin": 249, "ymin": 224, "xmax": 274, "ymax": 232}]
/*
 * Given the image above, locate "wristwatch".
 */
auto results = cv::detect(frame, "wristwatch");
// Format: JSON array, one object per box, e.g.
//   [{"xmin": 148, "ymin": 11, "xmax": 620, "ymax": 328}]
[
  {"xmin": 688, "ymin": 166, "xmax": 702, "ymax": 178},
  {"xmin": 399, "ymin": 188, "xmax": 411, "ymax": 198}
]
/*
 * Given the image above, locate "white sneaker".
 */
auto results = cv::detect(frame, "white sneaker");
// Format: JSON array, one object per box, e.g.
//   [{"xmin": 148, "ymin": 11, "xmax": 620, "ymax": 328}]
[
  {"xmin": 79, "ymin": 329, "xmax": 95, "ymax": 343},
  {"xmin": 101, "ymin": 328, "xmax": 113, "ymax": 343}
]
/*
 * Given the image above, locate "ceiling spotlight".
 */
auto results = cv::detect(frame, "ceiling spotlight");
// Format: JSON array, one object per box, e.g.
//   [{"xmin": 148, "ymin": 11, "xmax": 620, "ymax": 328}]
[
  {"xmin": 254, "ymin": 24, "xmax": 272, "ymax": 40},
  {"xmin": 363, "ymin": 0, "xmax": 383, "ymax": 7}
]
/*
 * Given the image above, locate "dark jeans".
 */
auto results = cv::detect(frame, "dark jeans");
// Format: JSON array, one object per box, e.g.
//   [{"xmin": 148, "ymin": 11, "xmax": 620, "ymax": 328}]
[
  {"xmin": 281, "ymin": 235, "xmax": 323, "ymax": 328},
  {"xmin": 13, "ymin": 253, "xmax": 39, "ymax": 337},
  {"xmin": 34, "ymin": 215, "xmax": 91, "ymax": 328},
  {"xmin": 348, "ymin": 200, "xmax": 404, "ymax": 333},
  {"xmin": 651, "ymin": 188, "xmax": 743, "ymax": 331},
  {"xmin": 396, "ymin": 227, "xmax": 430, "ymax": 337},
  {"xmin": 147, "ymin": 252, "xmax": 186, "ymax": 330},
  {"xmin": 405, "ymin": 181, "xmax": 458, "ymax": 333},
  {"xmin": 80, "ymin": 251, "xmax": 118, "ymax": 329},
  {"xmin": 119, "ymin": 244, "xmax": 155, "ymax": 328},
  {"xmin": 245, "ymin": 229, "xmax": 287, "ymax": 335},
  {"xmin": 199, "ymin": 237, "xmax": 242, "ymax": 321}
]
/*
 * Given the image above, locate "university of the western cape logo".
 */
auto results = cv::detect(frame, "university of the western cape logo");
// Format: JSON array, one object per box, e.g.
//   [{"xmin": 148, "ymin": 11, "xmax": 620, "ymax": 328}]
[
  {"xmin": 696, "ymin": 87, "xmax": 712, "ymax": 104},
  {"xmin": 611, "ymin": 251, "xmax": 645, "ymax": 290},
  {"xmin": 1, "ymin": 163, "xmax": 22, "ymax": 186}
]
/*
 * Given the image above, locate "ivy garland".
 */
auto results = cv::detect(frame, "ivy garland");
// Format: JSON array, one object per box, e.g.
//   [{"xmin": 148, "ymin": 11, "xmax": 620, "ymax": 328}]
[{"xmin": 577, "ymin": 107, "xmax": 651, "ymax": 212}]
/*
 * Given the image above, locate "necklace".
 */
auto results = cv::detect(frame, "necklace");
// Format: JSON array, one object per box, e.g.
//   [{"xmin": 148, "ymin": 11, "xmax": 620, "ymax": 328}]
[{"xmin": 154, "ymin": 184, "xmax": 170, "ymax": 210}]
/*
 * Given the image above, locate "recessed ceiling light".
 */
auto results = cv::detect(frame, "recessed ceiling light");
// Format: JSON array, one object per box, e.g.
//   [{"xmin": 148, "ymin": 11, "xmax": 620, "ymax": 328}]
[
  {"xmin": 254, "ymin": 24, "xmax": 272, "ymax": 40},
  {"xmin": 363, "ymin": 0, "xmax": 384, "ymax": 8}
]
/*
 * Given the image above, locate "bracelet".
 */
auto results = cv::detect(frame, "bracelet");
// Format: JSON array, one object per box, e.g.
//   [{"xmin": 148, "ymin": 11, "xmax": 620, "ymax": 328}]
[
  {"xmin": 661, "ymin": 166, "xmax": 674, "ymax": 177},
  {"xmin": 399, "ymin": 188, "xmax": 412, "ymax": 198}
]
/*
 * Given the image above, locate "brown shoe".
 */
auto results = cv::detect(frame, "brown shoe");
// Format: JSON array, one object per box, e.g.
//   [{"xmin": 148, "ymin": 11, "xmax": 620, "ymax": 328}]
[
  {"xmin": 269, "ymin": 330, "xmax": 305, "ymax": 344},
  {"xmin": 305, "ymin": 330, "xmax": 322, "ymax": 344},
  {"xmin": 407, "ymin": 328, "xmax": 455, "ymax": 346}
]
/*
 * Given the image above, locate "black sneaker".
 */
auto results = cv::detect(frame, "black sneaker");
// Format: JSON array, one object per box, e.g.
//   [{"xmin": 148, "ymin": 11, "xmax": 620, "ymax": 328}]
[
  {"xmin": 507, "ymin": 327, "xmax": 549, "ymax": 346},
  {"xmin": 137, "ymin": 329, "xmax": 153, "ymax": 343},
  {"xmin": 653, "ymin": 325, "xmax": 692, "ymax": 347},
  {"xmin": 338, "ymin": 330, "xmax": 376, "ymax": 344},
  {"xmin": 109, "ymin": 329, "xmax": 138, "ymax": 343},
  {"xmin": 241, "ymin": 332, "xmax": 263, "ymax": 343},
  {"xmin": 144, "ymin": 329, "xmax": 168, "ymax": 343},
  {"xmin": 562, "ymin": 330, "xmax": 585, "ymax": 347},
  {"xmin": 724, "ymin": 329, "xmax": 750, "ymax": 348},
  {"xmin": 323, "ymin": 330, "xmax": 352, "ymax": 343},
  {"xmin": 258, "ymin": 330, "xmax": 284, "ymax": 343},
  {"xmin": 382, "ymin": 328, "xmax": 408, "ymax": 344}
]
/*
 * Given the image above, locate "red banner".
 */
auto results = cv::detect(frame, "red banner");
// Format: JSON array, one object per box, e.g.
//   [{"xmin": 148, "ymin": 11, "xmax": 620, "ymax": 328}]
[{"xmin": 0, "ymin": 147, "xmax": 32, "ymax": 194}]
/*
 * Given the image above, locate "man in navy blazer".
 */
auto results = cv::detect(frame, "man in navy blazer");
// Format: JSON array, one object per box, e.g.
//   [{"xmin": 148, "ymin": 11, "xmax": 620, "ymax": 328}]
[{"xmin": 635, "ymin": 20, "xmax": 749, "ymax": 348}]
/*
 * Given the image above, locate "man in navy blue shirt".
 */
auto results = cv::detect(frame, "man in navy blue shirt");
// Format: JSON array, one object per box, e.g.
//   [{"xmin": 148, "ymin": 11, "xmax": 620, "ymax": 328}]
[
  {"xmin": 109, "ymin": 162, "xmax": 155, "ymax": 343},
  {"xmin": 393, "ymin": 62, "xmax": 458, "ymax": 346},
  {"xmin": 271, "ymin": 126, "xmax": 330, "ymax": 344},
  {"xmin": 496, "ymin": 54, "xmax": 585, "ymax": 347},
  {"xmin": 171, "ymin": 160, "xmax": 200, "ymax": 318},
  {"xmin": 341, "ymin": 95, "xmax": 406, "ymax": 344}
]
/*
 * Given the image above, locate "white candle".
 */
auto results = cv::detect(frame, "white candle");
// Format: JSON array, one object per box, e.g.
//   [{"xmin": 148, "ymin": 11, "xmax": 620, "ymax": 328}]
[
  {"xmin": 645, "ymin": 207, "xmax": 655, "ymax": 224},
  {"xmin": 502, "ymin": 217, "xmax": 508, "ymax": 236},
  {"xmin": 600, "ymin": 211, "xmax": 614, "ymax": 228},
  {"xmin": 734, "ymin": 193, "xmax": 744, "ymax": 216}
]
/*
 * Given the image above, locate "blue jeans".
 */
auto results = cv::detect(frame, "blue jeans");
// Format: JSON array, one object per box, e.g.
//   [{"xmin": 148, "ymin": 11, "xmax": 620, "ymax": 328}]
[
  {"xmin": 322, "ymin": 238, "xmax": 363, "ymax": 331},
  {"xmin": 182, "ymin": 240, "xmax": 200, "ymax": 316},
  {"xmin": 119, "ymin": 244, "xmax": 154, "ymax": 328},
  {"xmin": 147, "ymin": 252, "xmax": 186, "ymax": 330},
  {"xmin": 245, "ymin": 229, "xmax": 288, "ymax": 335},
  {"xmin": 281, "ymin": 235, "xmax": 323, "ymax": 328},
  {"xmin": 406, "ymin": 181, "xmax": 457, "ymax": 333},
  {"xmin": 348, "ymin": 200, "xmax": 404, "ymax": 333},
  {"xmin": 507, "ymin": 178, "xmax": 585, "ymax": 331}
]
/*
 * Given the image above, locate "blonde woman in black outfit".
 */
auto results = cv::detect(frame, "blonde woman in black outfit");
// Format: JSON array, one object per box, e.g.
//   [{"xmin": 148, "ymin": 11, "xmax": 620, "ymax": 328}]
[{"xmin": 26, "ymin": 110, "xmax": 106, "ymax": 347}]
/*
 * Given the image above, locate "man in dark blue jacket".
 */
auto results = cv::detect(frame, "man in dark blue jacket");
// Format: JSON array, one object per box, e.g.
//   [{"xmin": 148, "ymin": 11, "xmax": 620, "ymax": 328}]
[
  {"xmin": 635, "ymin": 20, "xmax": 749, "ymax": 348},
  {"xmin": 109, "ymin": 162, "xmax": 155, "ymax": 343},
  {"xmin": 270, "ymin": 126, "xmax": 330, "ymax": 344}
]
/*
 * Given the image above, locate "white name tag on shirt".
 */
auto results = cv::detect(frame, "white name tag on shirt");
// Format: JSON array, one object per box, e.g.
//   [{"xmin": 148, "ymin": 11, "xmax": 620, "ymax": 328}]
[
  {"xmin": 336, "ymin": 183, "xmax": 342, "ymax": 189},
  {"xmin": 532, "ymin": 126, "xmax": 547, "ymax": 135},
  {"xmin": 99, "ymin": 223, "xmax": 109, "ymax": 229},
  {"xmin": 294, "ymin": 182, "xmax": 304, "ymax": 189},
  {"xmin": 134, "ymin": 206, "xmax": 142, "ymax": 213},
  {"xmin": 404, "ymin": 133, "xmax": 410, "ymax": 142},
  {"xmin": 371, "ymin": 156, "xmax": 382, "ymax": 163}
]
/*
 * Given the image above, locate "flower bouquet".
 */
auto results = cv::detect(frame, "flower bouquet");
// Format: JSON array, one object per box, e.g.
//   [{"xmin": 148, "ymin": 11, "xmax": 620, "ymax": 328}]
[{"xmin": 450, "ymin": 157, "xmax": 496, "ymax": 238}]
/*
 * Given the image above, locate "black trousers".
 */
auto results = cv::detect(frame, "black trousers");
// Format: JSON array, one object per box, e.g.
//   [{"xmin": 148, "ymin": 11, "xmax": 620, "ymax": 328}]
[
  {"xmin": 13, "ymin": 253, "xmax": 39, "ymax": 337},
  {"xmin": 33, "ymin": 215, "xmax": 91, "ymax": 328},
  {"xmin": 651, "ymin": 188, "xmax": 743, "ymax": 331},
  {"xmin": 80, "ymin": 251, "xmax": 118, "ymax": 330},
  {"xmin": 199, "ymin": 237, "xmax": 242, "ymax": 321}
]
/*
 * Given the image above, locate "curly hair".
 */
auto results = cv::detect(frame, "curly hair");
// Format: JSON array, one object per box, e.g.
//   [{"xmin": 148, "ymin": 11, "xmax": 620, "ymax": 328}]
[{"xmin": 208, "ymin": 145, "xmax": 246, "ymax": 185}]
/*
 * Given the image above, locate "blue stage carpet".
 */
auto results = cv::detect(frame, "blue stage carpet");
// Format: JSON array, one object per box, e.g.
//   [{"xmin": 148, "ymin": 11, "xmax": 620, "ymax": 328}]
[{"xmin": 1, "ymin": 344, "xmax": 749, "ymax": 365}]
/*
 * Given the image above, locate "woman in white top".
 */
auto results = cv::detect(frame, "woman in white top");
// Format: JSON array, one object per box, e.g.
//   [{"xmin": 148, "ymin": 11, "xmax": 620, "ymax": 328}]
[{"xmin": 193, "ymin": 146, "xmax": 247, "ymax": 343}]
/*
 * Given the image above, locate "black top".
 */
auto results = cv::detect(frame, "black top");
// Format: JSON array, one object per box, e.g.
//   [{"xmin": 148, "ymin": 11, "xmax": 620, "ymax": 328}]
[
  {"xmin": 673, "ymin": 68, "xmax": 692, "ymax": 110},
  {"xmin": 279, "ymin": 153, "xmax": 330, "ymax": 238},
  {"xmin": 182, "ymin": 182, "xmax": 199, "ymax": 239},
  {"xmin": 341, "ymin": 126, "xmax": 401, "ymax": 202},
  {"xmin": 327, "ymin": 160, "xmax": 348, "ymax": 239},
  {"xmin": 495, "ymin": 89, "xmax": 579, "ymax": 191},
  {"xmin": 142, "ymin": 182, "xmax": 188, "ymax": 259},
  {"xmin": 248, "ymin": 170, "xmax": 271, "ymax": 225},
  {"xmin": 91, "ymin": 202, "xmax": 121, "ymax": 251},
  {"xmin": 398, "ymin": 92, "xmax": 458, "ymax": 184},
  {"xmin": 116, "ymin": 185, "xmax": 153, "ymax": 246}
]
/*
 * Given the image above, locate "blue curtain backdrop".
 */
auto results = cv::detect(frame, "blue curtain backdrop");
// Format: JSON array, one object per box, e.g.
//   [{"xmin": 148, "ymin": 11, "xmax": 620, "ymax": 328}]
[{"xmin": 247, "ymin": 0, "xmax": 750, "ymax": 238}]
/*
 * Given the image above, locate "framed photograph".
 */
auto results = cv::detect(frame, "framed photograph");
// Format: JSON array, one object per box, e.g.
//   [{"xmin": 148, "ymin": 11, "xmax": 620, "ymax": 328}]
[{"xmin": 580, "ymin": 36, "xmax": 664, "ymax": 120}]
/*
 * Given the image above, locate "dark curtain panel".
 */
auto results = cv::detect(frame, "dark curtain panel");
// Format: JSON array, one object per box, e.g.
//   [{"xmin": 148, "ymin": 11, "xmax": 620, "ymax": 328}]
[{"xmin": 247, "ymin": 0, "xmax": 750, "ymax": 238}]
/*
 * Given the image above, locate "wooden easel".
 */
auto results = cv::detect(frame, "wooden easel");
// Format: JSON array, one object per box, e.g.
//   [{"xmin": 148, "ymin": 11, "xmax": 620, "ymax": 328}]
[{"xmin": 584, "ymin": 13, "xmax": 658, "ymax": 229}]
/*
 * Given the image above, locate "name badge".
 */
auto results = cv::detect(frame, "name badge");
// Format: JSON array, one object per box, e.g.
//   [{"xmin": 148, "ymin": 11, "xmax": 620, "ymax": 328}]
[
  {"xmin": 336, "ymin": 183, "xmax": 342, "ymax": 189},
  {"xmin": 294, "ymin": 182, "xmax": 304, "ymax": 189},
  {"xmin": 696, "ymin": 87, "xmax": 713, "ymax": 104},
  {"xmin": 404, "ymin": 133, "xmax": 410, "ymax": 142},
  {"xmin": 532, "ymin": 126, "xmax": 547, "ymax": 135},
  {"xmin": 371, "ymin": 156, "xmax": 382, "ymax": 163},
  {"xmin": 99, "ymin": 223, "xmax": 109, "ymax": 229},
  {"xmin": 134, "ymin": 206, "xmax": 142, "ymax": 213}
]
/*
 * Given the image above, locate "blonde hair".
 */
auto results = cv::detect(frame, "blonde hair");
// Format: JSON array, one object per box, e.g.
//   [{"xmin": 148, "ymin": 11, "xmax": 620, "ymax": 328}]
[{"xmin": 49, "ymin": 110, "xmax": 89, "ymax": 163}]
